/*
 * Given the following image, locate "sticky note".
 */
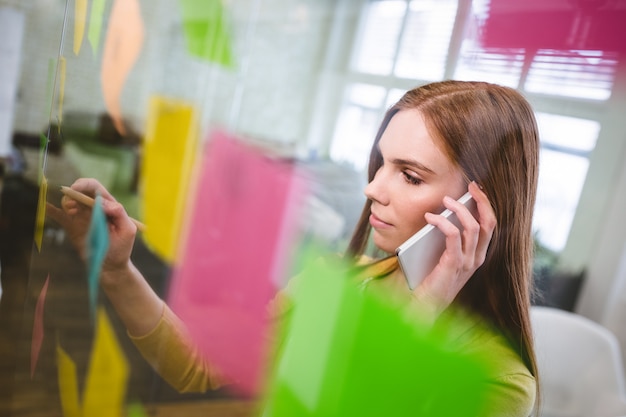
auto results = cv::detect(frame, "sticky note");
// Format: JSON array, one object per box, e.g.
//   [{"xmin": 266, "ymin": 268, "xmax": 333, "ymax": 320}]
[
  {"xmin": 88, "ymin": 0, "xmax": 107, "ymax": 56},
  {"xmin": 30, "ymin": 274, "xmax": 50, "ymax": 378},
  {"xmin": 73, "ymin": 0, "xmax": 87, "ymax": 55},
  {"xmin": 34, "ymin": 176, "xmax": 48, "ymax": 252},
  {"xmin": 167, "ymin": 130, "xmax": 306, "ymax": 395},
  {"xmin": 179, "ymin": 0, "xmax": 235, "ymax": 67},
  {"xmin": 126, "ymin": 402, "xmax": 146, "ymax": 417},
  {"xmin": 86, "ymin": 195, "xmax": 109, "ymax": 318},
  {"xmin": 38, "ymin": 134, "xmax": 47, "ymax": 184},
  {"xmin": 82, "ymin": 308, "xmax": 129, "ymax": 417},
  {"xmin": 140, "ymin": 96, "xmax": 198, "ymax": 263},
  {"xmin": 263, "ymin": 249, "xmax": 492, "ymax": 417},
  {"xmin": 56, "ymin": 342, "xmax": 81, "ymax": 417},
  {"xmin": 101, "ymin": 0, "xmax": 145, "ymax": 135}
]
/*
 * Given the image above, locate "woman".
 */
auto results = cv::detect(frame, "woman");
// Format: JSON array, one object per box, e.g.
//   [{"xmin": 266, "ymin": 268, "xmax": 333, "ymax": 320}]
[{"xmin": 48, "ymin": 80, "xmax": 539, "ymax": 416}]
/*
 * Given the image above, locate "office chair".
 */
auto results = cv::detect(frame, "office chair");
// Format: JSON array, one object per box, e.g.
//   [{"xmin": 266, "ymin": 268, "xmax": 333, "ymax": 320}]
[{"xmin": 531, "ymin": 306, "xmax": 626, "ymax": 417}]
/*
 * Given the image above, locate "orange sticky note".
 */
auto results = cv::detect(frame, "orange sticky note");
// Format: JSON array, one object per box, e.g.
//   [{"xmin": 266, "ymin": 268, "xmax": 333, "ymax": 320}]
[
  {"xmin": 140, "ymin": 96, "xmax": 198, "ymax": 263},
  {"xmin": 34, "ymin": 176, "xmax": 48, "ymax": 252},
  {"xmin": 101, "ymin": 0, "xmax": 144, "ymax": 135},
  {"xmin": 82, "ymin": 308, "xmax": 129, "ymax": 417},
  {"xmin": 30, "ymin": 275, "xmax": 50, "ymax": 378},
  {"xmin": 73, "ymin": 0, "xmax": 87, "ymax": 55},
  {"xmin": 56, "ymin": 342, "xmax": 81, "ymax": 417}
]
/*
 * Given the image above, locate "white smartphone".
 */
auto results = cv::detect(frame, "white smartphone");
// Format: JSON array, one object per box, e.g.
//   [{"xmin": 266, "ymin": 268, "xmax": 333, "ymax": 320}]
[{"xmin": 395, "ymin": 192, "xmax": 477, "ymax": 290}]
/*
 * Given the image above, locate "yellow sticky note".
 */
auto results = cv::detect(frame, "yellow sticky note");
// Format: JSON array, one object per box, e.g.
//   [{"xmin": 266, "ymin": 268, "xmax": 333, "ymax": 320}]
[
  {"xmin": 35, "ymin": 176, "xmax": 48, "ymax": 252},
  {"xmin": 82, "ymin": 308, "xmax": 129, "ymax": 417},
  {"xmin": 140, "ymin": 96, "xmax": 199, "ymax": 263},
  {"xmin": 73, "ymin": 0, "xmax": 87, "ymax": 55},
  {"xmin": 56, "ymin": 342, "xmax": 81, "ymax": 417}
]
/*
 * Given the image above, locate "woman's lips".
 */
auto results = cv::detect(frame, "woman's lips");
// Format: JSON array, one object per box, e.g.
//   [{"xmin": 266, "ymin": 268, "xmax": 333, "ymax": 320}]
[{"xmin": 369, "ymin": 213, "xmax": 392, "ymax": 229}]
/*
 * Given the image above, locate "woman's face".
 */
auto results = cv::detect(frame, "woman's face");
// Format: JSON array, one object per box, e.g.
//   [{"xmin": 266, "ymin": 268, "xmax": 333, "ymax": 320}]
[{"xmin": 364, "ymin": 109, "xmax": 466, "ymax": 253}]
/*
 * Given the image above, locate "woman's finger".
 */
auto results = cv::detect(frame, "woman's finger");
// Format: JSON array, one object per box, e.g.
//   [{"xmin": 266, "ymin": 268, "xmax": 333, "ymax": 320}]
[
  {"xmin": 71, "ymin": 177, "xmax": 117, "ymax": 202},
  {"xmin": 468, "ymin": 181, "xmax": 497, "ymax": 265}
]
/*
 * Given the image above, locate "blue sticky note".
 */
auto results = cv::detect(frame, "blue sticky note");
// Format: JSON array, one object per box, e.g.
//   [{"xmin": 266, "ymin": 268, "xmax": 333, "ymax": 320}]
[{"xmin": 87, "ymin": 195, "xmax": 109, "ymax": 318}]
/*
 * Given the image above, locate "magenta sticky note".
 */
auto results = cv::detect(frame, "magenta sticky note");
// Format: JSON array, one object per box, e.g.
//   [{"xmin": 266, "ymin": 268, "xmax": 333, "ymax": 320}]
[
  {"xmin": 167, "ymin": 130, "xmax": 306, "ymax": 395},
  {"xmin": 482, "ymin": 0, "xmax": 626, "ymax": 54},
  {"xmin": 31, "ymin": 274, "xmax": 50, "ymax": 378}
]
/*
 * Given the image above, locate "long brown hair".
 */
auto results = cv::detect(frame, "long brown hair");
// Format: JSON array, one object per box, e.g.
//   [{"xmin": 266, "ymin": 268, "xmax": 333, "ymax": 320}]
[{"xmin": 347, "ymin": 80, "xmax": 540, "ymax": 405}]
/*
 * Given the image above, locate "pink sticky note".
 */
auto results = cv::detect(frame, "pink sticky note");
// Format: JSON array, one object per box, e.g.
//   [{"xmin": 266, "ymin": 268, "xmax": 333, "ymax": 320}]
[
  {"xmin": 167, "ymin": 130, "xmax": 306, "ymax": 395},
  {"xmin": 482, "ymin": 0, "xmax": 626, "ymax": 54},
  {"xmin": 101, "ymin": 0, "xmax": 144, "ymax": 135},
  {"xmin": 31, "ymin": 274, "xmax": 50, "ymax": 378}
]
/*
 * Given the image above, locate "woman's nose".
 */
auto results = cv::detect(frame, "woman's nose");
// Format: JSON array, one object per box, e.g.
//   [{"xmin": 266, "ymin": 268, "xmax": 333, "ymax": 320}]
[{"xmin": 364, "ymin": 168, "xmax": 388, "ymax": 205}]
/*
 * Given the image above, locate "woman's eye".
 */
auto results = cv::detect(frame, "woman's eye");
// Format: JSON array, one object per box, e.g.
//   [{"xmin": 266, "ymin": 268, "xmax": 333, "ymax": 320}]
[{"xmin": 402, "ymin": 171, "xmax": 422, "ymax": 185}]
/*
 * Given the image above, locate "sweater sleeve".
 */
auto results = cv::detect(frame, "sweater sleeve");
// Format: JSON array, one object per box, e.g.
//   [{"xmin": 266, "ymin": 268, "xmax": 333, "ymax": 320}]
[
  {"xmin": 128, "ymin": 302, "xmax": 226, "ymax": 393},
  {"xmin": 479, "ymin": 372, "xmax": 537, "ymax": 417},
  {"xmin": 129, "ymin": 288, "xmax": 295, "ymax": 394}
]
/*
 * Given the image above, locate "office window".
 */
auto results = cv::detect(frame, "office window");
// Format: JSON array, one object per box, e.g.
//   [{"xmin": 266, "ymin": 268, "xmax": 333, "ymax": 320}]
[
  {"xmin": 455, "ymin": 45, "xmax": 526, "ymax": 87},
  {"xmin": 534, "ymin": 113, "xmax": 600, "ymax": 252},
  {"xmin": 352, "ymin": 1, "xmax": 406, "ymax": 76},
  {"xmin": 330, "ymin": 84, "xmax": 387, "ymax": 170},
  {"xmin": 352, "ymin": 0, "xmax": 458, "ymax": 80},
  {"xmin": 525, "ymin": 50, "xmax": 618, "ymax": 100}
]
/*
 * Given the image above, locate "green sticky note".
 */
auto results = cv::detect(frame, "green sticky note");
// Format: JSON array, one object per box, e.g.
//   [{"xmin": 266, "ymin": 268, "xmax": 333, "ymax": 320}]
[
  {"xmin": 126, "ymin": 402, "xmax": 147, "ymax": 417},
  {"xmin": 263, "ymin": 250, "xmax": 492, "ymax": 417},
  {"xmin": 88, "ymin": 0, "xmax": 107, "ymax": 56},
  {"xmin": 179, "ymin": 0, "xmax": 235, "ymax": 67}
]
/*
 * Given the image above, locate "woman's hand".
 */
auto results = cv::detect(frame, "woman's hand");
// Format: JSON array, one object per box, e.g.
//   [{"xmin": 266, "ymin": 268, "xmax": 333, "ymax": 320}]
[
  {"xmin": 47, "ymin": 178, "xmax": 164, "ymax": 336},
  {"xmin": 410, "ymin": 181, "xmax": 496, "ymax": 320},
  {"xmin": 46, "ymin": 178, "xmax": 137, "ymax": 275}
]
